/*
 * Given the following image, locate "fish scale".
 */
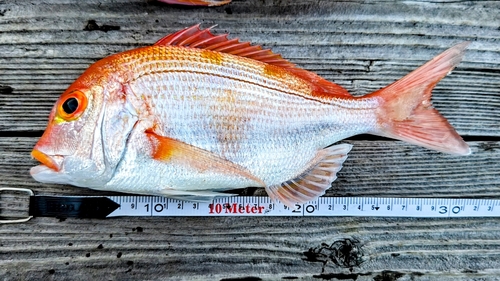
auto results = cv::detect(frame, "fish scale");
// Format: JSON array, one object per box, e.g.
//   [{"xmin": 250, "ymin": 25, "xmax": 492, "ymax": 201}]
[{"xmin": 127, "ymin": 55, "xmax": 377, "ymax": 185}]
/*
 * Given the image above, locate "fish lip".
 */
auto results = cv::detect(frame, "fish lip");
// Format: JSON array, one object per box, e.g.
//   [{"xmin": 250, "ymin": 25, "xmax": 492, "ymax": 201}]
[
  {"xmin": 30, "ymin": 164, "xmax": 70, "ymax": 185},
  {"xmin": 30, "ymin": 164, "xmax": 53, "ymax": 176},
  {"xmin": 31, "ymin": 149, "xmax": 61, "ymax": 172}
]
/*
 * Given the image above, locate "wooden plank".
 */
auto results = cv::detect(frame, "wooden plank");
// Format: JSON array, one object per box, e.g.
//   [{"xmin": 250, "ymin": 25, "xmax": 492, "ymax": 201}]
[
  {"xmin": 0, "ymin": 0, "xmax": 499, "ymax": 280},
  {"xmin": 0, "ymin": 0, "xmax": 499, "ymax": 135},
  {"xmin": 1, "ymin": 216, "xmax": 500, "ymax": 280},
  {"xmin": 1, "ymin": 138, "xmax": 499, "ymax": 199},
  {"xmin": 1, "ymin": 138, "xmax": 500, "ymax": 280}
]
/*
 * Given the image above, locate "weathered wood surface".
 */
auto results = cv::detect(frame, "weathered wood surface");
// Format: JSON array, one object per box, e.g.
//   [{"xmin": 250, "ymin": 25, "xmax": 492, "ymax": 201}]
[{"xmin": 0, "ymin": 0, "xmax": 499, "ymax": 280}]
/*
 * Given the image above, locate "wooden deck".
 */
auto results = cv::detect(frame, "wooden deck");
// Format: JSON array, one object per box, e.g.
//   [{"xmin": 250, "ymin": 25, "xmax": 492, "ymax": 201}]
[{"xmin": 1, "ymin": 0, "xmax": 499, "ymax": 280}]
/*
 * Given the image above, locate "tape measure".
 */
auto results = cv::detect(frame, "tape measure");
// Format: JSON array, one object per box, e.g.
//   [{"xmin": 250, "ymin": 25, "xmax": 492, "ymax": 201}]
[
  {"xmin": 106, "ymin": 196, "xmax": 500, "ymax": 218},
  {"xmin": 2, "ymin": 187, "xmax": 499, "ymax": 223}
]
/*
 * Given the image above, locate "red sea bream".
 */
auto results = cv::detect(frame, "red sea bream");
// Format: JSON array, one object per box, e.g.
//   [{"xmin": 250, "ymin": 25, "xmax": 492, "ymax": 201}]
[{"xmin": 30, "ymin": 25, "xmax": 471, "ymax": 206}]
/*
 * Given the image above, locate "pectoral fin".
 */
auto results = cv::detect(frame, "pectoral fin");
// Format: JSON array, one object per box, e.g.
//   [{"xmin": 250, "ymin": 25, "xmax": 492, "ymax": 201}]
[
  {"xmin": 266, "ymin": 144, "xmax": 353, "ymax": 207},
  {"xmin": 146, "ymin": 131, "xmax": 265, "ymax": 189}
]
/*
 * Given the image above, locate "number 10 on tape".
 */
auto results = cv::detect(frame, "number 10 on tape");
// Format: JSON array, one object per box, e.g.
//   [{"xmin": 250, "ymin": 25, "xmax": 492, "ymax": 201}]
[{"xmin": 106, "ymin": 196, "xmax": 500, "ymax": 218}]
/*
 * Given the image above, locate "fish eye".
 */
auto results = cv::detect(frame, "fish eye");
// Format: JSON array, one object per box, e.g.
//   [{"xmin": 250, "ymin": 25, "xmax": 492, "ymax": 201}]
[
  {"xmin": 62, "ymin": 97, "xmax": 79, "ymax": 114},
  {"xmin": 56, "ymin": 90, "xmax": 88, "ymax": 121}
]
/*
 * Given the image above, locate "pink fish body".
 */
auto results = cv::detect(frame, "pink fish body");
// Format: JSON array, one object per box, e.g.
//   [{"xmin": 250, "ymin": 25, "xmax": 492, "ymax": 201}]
[{"xmin": 31, "ymin": 25, "xmax": 470, "ymax": 206}]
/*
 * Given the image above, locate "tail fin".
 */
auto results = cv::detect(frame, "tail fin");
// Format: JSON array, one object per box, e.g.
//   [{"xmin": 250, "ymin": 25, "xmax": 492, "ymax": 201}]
[{"xmin": 370, "ymin": 42, "xmax": 471, "ymax": 155}]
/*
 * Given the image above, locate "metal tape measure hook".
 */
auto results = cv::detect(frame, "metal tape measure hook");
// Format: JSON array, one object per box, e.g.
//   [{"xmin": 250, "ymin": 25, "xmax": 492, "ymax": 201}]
[{"xmin": 0, "ymin": 187, "xmax": 34, "ymax": 224}]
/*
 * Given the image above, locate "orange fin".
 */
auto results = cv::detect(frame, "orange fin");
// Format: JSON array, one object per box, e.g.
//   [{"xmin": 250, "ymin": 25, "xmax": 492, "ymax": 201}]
[
  {"xmin": 265, "ymin": 144, "xmax": 353, "ymax": 207},
  {"xmin": 154, "ymin": 24, "xmax": 352, "ymax": 98},
  {"xmin": 287, "ymin": 68, "xmax": 353, "ymax": 98},
  {"xmin": 371, "ymin": 42, "xmax": 471, "ymax": 155},
  {"xmin": 146, "ymin": 131, "xmax": 265, "ymax": 187},
  {"xmin": 156, "ymin": 0, "xmax": 231, "ymax": 6},
  {"xmin": 154, "ymin": 24, "xmax": 296, "ymax": 68}
]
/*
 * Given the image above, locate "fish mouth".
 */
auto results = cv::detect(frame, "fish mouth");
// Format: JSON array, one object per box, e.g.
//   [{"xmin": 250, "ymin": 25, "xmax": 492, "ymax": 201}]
[{"xmin": 31, "ymin": 149, "xmax": 61, "ymax": 172}]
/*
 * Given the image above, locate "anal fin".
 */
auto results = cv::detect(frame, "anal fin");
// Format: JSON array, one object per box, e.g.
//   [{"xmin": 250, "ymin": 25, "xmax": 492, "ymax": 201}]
[{"xmin": 265, "ymin": 144, "xmax": 353, "ymax": 207}]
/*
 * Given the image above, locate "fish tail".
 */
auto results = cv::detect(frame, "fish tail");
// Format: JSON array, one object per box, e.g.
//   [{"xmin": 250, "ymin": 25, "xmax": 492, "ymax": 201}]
[{"xmin": 369, "ymin": 42, "xmax": 471, "ymax": 155}]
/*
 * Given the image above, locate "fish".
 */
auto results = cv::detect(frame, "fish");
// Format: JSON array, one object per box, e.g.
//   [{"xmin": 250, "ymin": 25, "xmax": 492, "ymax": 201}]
[
  {"xmin": 30, "ymin": 24, "xmax": 471, "ymax": 206},
  {"xmin": 157, "ymin": 0, "xmax": 231, "ymax": 6}
]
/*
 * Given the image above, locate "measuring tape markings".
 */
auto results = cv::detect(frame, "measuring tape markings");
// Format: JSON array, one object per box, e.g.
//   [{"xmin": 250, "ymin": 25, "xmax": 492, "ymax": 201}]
[
  {"xmin": 3, "ymin": 187, "xmax": 499, "ymax": 222},
  {"xmin": 106, "ymin": 196, "xmax": 500, "ymax": 218}
]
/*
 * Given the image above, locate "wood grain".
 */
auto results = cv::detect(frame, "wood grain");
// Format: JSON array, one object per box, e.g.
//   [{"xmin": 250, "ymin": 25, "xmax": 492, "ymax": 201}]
[
  {"xmin": 0, "ymin": 0, "xmax": 499, "ymax": 280},
  {"xmin": 0, "ymin": 1, "xmax": 499, "ymax": 135},
  {"xmin": 2, "ymin": 216, "xmax": 500, "ymax": 280},
  {"xmin": 1, "ymin": 138, "xmax": 499, "ymax": 199}
]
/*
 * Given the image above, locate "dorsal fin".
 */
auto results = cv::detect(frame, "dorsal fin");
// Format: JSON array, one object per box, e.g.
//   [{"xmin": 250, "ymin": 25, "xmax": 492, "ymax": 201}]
[
  {"xmin": 155, "ymin": 24, "xmax": 295, "ymax": 68},
  {"xmin": 154, "ymin": 24, "xmax": 352, "ymax": 98}
]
